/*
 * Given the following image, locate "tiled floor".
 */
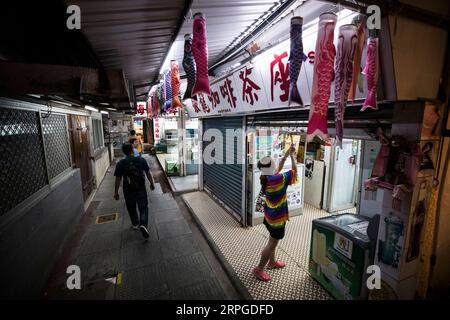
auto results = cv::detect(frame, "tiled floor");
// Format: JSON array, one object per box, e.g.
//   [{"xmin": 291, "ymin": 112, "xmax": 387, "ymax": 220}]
[
  {"xmin": 45, "ymin": 156, "xmax": 238, "ymax": 300},
  {"xmin": 170, "ymin": 175, "xmax": 199, "ymax": 193},
  {"xmin": 155, "ymin": 153, "xmax": 199, "ymax": 193},
  {"xmin": 182, "ymin": 192, "xmax": 357, "ymax": 300}
]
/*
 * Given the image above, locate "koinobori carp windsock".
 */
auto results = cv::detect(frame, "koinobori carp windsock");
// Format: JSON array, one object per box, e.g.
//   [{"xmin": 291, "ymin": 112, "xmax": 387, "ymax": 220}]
[
  {"xmin": 170, "ymin": 60, "xmax": 182, "ymax": 108},
  {"xmin": 191, "ymin": 12, "xmax": 211, "ymax": 97},
  {"xmin": 288, "ymin": 16, "xmax": 305, "ymax": 107},
  {"xmin": 164, "ymin": 68, "xmax": 172, "ymax": 111},
  {"xmin": 182, "ymin": 33, "xmax": 197, "ymax": 100},
  {"xmin": 334, "ymin": 24, "xmax": 358, "ymax": 148},
  {"xmin": 153, "ymin": 93, "xmax": 160, "ymax": 117},
  {"xmin": 307, "ymin": 12, "xmax": 337, "ymax": 142},
  {"xmin": 348, "ymin": 14, "xmax": 367, "ymax": 103},
  {"xmin": 361, "ymin": 37, "xmax": 379, "ymax": 111}
]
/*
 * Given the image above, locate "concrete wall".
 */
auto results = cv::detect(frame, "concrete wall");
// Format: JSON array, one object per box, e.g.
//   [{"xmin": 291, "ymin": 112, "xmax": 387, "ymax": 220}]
[
  {"xmin": 430, "ymin": 137, "xmax": 450, "ymax": 297},
  {"xmin": 389, "ymin": 15, "xmax": 448, "ymax": 100},
  {"xmin": 94, "ymin": 147, "xmax": 110, "ymax": 188},
  {"xmin": 0, "ymin": 169, "xmax": 84, "ymax": 298}
]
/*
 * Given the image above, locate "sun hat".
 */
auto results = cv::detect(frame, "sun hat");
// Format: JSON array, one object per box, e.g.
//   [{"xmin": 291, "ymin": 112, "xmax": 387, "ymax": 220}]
[{"xmin": 258, "ymin": 156, "xmax": 276, "ymax": 176}]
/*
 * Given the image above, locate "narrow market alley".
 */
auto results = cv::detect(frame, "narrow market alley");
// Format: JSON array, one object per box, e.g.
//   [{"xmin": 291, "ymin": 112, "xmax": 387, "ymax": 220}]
[{"xmin": 44, "ymin": 155, "xmax": 242, "ymax": 300}]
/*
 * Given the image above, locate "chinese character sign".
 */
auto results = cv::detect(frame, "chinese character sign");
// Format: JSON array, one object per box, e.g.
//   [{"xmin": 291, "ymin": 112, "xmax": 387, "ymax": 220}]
[
  {"xmin": 270, "ymin": 51, "xmax": 290, "ymax": 103},
  {"xmin": 219, "ymin": 78, "xmax": 237, "ymax": 109},
  {"xmin": 239, "ymin": 67, "xmax": 261, "ymax": 106},
  {"xmin": 207, "ymin": 88, "xmax": 221, "ymax": 110},
  {"xmin": 153, "ymin": 117, "xmax": 160, "ymax": 144},
  {"xmin": 136, "ymin": 102, "xmax": 147, "ymax": 117}
]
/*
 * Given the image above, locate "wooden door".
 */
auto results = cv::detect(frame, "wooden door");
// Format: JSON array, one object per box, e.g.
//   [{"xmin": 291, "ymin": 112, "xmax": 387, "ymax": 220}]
[{"xmin": 68, "ymin": 115, "xmax": 94, "ymax": 201}]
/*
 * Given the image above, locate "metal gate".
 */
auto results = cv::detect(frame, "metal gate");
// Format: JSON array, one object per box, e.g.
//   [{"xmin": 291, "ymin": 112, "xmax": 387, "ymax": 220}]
[{"xmin": 202, "ymin": 116, "xmax": 245, "ymax": 224}]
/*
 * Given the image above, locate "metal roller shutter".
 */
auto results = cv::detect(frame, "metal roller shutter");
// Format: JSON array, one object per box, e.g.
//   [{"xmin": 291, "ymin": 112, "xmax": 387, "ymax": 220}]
[{"xmin": 202, "ymin": 116, "xmax": 244, "ymax": 222}]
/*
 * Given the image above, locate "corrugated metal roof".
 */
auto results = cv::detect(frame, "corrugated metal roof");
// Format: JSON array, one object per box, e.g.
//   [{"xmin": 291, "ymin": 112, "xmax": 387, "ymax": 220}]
[
  {"xmin": 72, "ymin": 0, "xmax": 290, "ymax": 97},
  {"xmin": 164, "ymin": 0, "xmax": 287, "ymax": 76},
  {"xmin": 70, "ymin": 0, "xmax": 187, "ymax": 90}
]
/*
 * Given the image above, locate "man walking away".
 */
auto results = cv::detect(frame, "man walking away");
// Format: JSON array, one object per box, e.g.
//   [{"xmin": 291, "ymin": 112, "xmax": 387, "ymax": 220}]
[{"xmin": 114, "ymin": 143, "xmax": 155, "ymax": 239}]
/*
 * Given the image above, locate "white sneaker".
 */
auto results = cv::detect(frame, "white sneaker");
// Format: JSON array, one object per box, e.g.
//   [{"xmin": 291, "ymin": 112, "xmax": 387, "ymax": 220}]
[
  {"xmin": 139, "ymin": 225, "xmax": 150, "ymax": 239},
  {"xmin": 132, "ymin": 225, "xmax": 139, "ymax": 230}
]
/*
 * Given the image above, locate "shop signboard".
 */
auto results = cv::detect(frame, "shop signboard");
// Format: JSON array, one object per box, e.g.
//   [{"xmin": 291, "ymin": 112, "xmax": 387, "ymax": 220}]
[
  {"xmin": 185, "ymin": 11, "xmax": 367, "ymax": 118},
  {"xmin": 136, "ymin": 101, "xmax": 147, "ymax": 118},
  {"xmin": 153, "ymin": 117, "xmax": 161, "ymax": 145}
]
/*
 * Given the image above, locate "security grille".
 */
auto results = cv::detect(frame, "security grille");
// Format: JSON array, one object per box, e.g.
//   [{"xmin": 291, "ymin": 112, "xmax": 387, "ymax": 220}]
[
  {"xmin": 0, "ymin": 108, "xmax": 48, "ymax": 216},
  {"xmin": 41, "ymin": 113, "xmax": 72, "ymax": 180},
  {"xmin": 202, "ymin": 117, "xmax": 244, "ymax": 221}
]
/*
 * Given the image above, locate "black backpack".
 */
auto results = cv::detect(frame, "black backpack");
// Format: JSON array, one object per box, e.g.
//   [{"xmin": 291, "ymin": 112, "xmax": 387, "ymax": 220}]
[{"xmin": 123, "ymin": 158, "xmax": 144, "ymax": 191}]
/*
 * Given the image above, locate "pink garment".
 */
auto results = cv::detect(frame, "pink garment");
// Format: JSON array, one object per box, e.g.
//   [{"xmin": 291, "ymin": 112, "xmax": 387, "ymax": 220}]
[
  {"xmin": 191, "ymin": 12, "xmax": 211, "ymax": 97},
  {"xmin": 371, "ymin": 144, "xmax": 390, "ymax": 178},
  {"xmin": 307, "ymin": 12, "xmax": 337, "ymax": 142},
  {"xmin": 361, "ymin": 38, "xmax": 379, "ymax": 111},
  {"xmin": 405, "ymin": 144, "xmax": 421, "ymax": 185},
  {"xmin": 334, "ymin": 24, "xmax": 358, "ymax": 148}
]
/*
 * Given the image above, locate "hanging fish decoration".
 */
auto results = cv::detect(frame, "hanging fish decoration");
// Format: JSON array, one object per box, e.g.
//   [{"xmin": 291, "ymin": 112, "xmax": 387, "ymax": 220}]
[
  {"xmin": 171, "ymin": 60, "xmax": 182, "ymax": 108},
  {"xmin": 182, "ymin": 33, "xmax": 197, "ymax": 101},
  {"xmin": 153, "ymin": 93, "xmax": 160, "ymax": 117},
  {"xmin": 307, "ymin": 12, "xmax": 337, "ymax": 142},
  {"xmin": 334, "ymin": 24, "xmax": 358, "ymax": 148},
  {"xmin": 348, "ymin": 14, "xmax": 367, "ymax": 103},
  {"xmin": 288, "ymin": 16, "xmax": 304, "ymax": 107},
  {"xmin": 361, "ymin": 37, "xmax": 379, "ymax": 111},
  {"xmin": 149, "ymin": 94, "xmax": 154, "ymax": 117},
  {"xmin": 164, "ymin": 68, "xmax": 172, "ymax": 112},
  {"xmin": 159, "ymin": 78, "xmax": 166, "ymax": 113},
  {"xmin": 191, "ymin": 12, "xmax": 211, "ymax": 97}
]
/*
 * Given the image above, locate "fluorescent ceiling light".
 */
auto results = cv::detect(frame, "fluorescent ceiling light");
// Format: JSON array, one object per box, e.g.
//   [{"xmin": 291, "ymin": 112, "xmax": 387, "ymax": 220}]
[
  {"xmin": 51, "ymin": 100, "xmax": 72, "ymax": 107},
  {"xmin": 100, "ymin": 111, "xmax": 109, "ymax": 115},
  {"xmin": 159, "ymin": 43, "xmax": 176, "ymax": 75},
  {"xmin": 28, "ymin": 94, "xmax": 41, "ymax": 99},
  {"xmin": 85, "ymin": 105, "xmax": 99, "ymax": 112},
  {"xmin": 232, "ymin": 62, "xmax": 241, "ymax": 69},
  {"xmin": 106, "ymin": 107, "xmax": 118, "ymax": 111},
  {"xmin": 100, "ymin": 103, "xmax": 110, "ymax": 106}
]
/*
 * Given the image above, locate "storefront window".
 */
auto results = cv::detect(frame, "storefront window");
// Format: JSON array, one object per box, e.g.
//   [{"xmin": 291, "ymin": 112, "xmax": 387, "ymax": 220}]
[{"xmin": 154, "ymin": 111, "xmax": 199, "ymax": 176}]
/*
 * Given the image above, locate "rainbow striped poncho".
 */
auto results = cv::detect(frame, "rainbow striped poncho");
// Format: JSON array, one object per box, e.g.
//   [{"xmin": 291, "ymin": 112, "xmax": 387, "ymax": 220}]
[{"xmin": 264, "ymin": 169, "xmax": 297, "ymax": 228}]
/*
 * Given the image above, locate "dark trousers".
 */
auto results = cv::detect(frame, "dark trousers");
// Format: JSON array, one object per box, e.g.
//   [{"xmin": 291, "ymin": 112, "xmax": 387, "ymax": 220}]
[{"xmin": 123, "ymin": 189, "xmax": 148, "ymax": 227}]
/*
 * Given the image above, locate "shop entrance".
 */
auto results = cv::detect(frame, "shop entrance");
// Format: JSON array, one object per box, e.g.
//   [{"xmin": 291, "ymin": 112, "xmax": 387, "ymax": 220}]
[
  {"xmin": 246, "ymin": 122, "xmax": 383, "ymax": 225},
  {"xmin": 328, "ymin": 139, "xmax": 360, "ymax": 212},
  {"xmin": 68, "ymin": 114, "xmax": 94, "ymax": 201}
]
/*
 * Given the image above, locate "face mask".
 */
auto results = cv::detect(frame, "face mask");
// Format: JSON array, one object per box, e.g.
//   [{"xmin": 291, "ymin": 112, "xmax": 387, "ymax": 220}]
[{"xmin": 133, "ymin": 148, "xmax": 139, "ymax": 157}]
